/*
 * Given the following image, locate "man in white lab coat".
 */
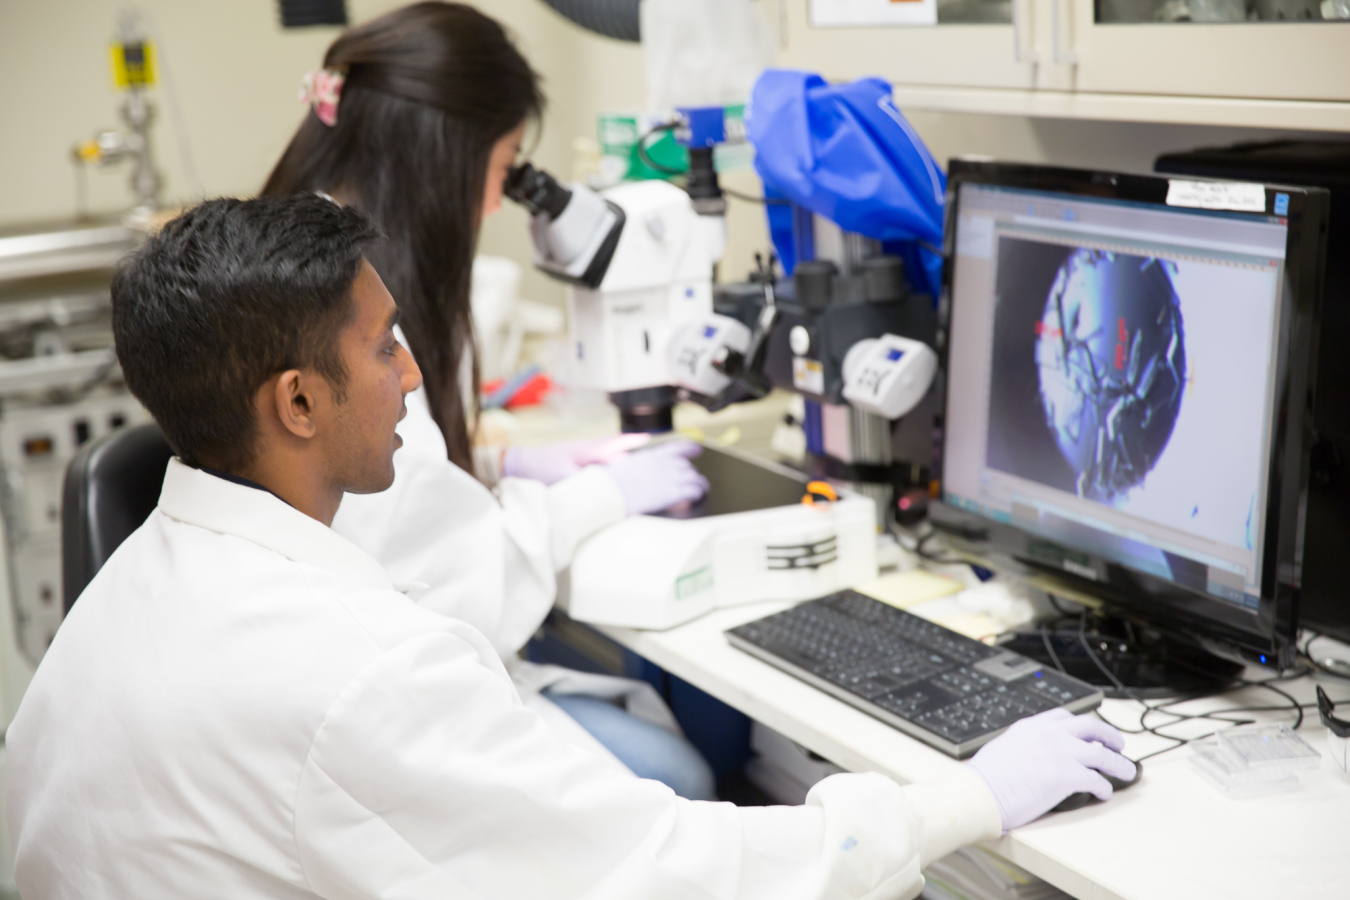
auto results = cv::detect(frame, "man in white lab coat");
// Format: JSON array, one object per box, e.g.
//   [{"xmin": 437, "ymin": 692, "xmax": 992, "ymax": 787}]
[{"xmin": 6, "ymin": 195, "xmax": 1136, "ymax": 899}]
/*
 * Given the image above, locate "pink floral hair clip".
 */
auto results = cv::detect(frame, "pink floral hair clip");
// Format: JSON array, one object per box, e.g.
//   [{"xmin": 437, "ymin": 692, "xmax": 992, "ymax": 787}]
[{"xmin": 299, "ymin": 68, "xmax": 345, "ymax": 127}]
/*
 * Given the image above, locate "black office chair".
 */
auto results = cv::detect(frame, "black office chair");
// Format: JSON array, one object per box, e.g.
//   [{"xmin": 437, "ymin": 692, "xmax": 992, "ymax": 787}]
[{"xmin": 61, "ymin": 422, "xmax": 174, "ymax": 614}]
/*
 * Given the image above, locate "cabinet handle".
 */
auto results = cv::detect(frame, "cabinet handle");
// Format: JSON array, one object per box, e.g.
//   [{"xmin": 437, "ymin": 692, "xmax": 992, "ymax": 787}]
[
  {"xmin": 1052, "ymin": 0, "xmax": 1080, "ymax": 65},
  {"xmin": 1012, "ymin": 0, "xmax": 1039, "ymax": 64}
]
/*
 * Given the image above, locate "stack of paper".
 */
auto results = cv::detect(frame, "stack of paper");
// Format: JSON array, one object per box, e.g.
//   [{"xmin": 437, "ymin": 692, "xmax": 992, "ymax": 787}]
[{"xmin": 922, "ymin": 846, "xmax": 1072, "ymax": 900}]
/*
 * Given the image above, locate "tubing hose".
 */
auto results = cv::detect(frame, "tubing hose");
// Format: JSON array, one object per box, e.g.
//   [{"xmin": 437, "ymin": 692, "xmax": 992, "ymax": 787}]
[{"xmin": 538, "ymin": 0, "xmax": 641, "ymax": 41}]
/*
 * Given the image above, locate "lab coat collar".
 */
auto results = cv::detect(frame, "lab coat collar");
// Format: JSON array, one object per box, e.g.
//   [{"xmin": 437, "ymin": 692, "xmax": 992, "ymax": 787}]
[{"xmin": 157, "ymin": 458, "xmax": 393, "ymax": 592}]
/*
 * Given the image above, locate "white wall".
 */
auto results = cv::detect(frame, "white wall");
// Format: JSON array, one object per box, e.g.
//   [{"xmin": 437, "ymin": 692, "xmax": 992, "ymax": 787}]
[{"xmin": 1, "ymin": 0, "xmax": 1340, "ymax": 300}]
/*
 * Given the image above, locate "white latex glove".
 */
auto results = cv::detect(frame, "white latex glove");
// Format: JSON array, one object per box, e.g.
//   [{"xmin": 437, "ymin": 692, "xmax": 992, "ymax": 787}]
[
  {"xmin": 603, "ymin": 440, "xmax": 710, "ymax": 515},
  {"xmin": 502, "ymin": 434, "xmax": 650, "ymax": 485},
  {"xmin": 966, "ymin": 708, "xmax": 1136, "ymax": 832}
]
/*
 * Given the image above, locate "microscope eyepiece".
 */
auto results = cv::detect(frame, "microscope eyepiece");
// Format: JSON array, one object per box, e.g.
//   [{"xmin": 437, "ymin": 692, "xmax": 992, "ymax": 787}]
[{"xmin": 505, "ymin": 163, "xmax": 572, "ymax": 220}]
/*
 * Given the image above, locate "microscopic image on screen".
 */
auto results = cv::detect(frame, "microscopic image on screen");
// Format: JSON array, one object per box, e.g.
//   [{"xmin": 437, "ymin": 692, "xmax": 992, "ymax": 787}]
[
  {"xmin": 986, "ymin": 235, "xmax": 1279, "ymax": 552},
  {"xmin": 1036, "ymin": 248, "xmax": 1186, "ymax": 501}
]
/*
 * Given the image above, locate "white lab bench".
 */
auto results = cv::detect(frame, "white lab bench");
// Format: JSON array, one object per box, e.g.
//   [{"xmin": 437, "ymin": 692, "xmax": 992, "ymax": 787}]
[
  {"xmin": 511, "ymin": 391, "xmax": 1350, "ymax": 899},
  {"xmin": 593, "ymin": 601, "xmax": 1350, "ymax": 900}
]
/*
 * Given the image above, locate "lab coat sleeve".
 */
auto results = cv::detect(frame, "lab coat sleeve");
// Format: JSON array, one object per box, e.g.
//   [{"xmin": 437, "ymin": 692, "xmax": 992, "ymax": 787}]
[
  {"xmin": 292, "ymin": 631, "xmax": 1001, "ymax": 900},
  {"xmin": 537, "ymin": 464, "xmax": 627, "ymax": 569},
  {"xmin": 414, "ymin": 467, "xmax": 622, "ymax": 657},
  {"xmin": 333, "ymin": 387, "xmax": 624, "ymax": 659}
]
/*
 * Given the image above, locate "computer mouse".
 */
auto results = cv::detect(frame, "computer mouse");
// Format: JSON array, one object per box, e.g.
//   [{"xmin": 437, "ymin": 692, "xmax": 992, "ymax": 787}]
[{"xmin": 1051, "ymin": 759, "xmax": 1142, "ymax": 813}]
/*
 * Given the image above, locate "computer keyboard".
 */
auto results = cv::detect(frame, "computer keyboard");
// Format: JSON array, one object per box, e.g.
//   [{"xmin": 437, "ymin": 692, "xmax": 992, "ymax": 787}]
[{"xmin": 725, "ymin": 589, "xmax": 1104, "ymax": 758}]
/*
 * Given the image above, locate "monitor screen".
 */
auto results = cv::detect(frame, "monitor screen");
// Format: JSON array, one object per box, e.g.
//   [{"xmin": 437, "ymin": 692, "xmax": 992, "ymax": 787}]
[{"xmin": 942, "ymin": 181, "xmax": 1292, "ymax": 616}]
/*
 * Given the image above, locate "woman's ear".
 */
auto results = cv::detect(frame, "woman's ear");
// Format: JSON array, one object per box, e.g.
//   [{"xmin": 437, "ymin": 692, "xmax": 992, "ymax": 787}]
[{"xmin": 273, "ymin": 369, "xmax": 319, "ymax": 439}]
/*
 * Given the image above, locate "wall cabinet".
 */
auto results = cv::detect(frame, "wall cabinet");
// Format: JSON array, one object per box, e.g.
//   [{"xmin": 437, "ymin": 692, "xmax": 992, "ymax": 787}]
[{"xmin": 784, "ymin": 0, "xmax": 1350, "ymax": 129}]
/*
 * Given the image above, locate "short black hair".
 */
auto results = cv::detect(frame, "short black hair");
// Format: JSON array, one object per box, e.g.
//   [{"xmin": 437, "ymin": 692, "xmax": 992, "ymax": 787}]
[{"xmin": 112, "ymin": 195, "xmax": 381, "ymax": 470}]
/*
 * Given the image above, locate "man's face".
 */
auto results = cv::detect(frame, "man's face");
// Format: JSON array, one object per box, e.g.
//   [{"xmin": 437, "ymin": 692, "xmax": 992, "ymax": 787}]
[{"xmin": 324, "ymin": 260, "xmax": 422, "ymax": 494}]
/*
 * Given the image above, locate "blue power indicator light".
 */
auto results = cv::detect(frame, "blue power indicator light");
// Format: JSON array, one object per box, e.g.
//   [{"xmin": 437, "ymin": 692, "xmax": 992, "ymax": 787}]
[
  {"xmin": 703, "ymin": 325, "xmax": 717, "ymax": 338},
  {"xmin": 1034, "ymin": 671, "xmax": 1043, "ymax": 678},
  {"xmin": 885, "ymin": 348, "xmax": 905, "ymax": 362},
  {"xmin": 1259, "ymin": 654, "xmax": 1268, "ymax": 665}
]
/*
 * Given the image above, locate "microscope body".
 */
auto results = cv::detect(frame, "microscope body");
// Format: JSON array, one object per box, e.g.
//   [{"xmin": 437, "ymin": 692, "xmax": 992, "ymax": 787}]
[{"xmin": 565, "ymin": 180, "xmax": 721, "ymax": 430}]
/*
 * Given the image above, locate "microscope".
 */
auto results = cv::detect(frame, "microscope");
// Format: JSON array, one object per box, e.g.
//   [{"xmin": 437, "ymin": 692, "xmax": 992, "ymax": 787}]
[
  {"xmin": 505, "ymin": 106, "xmax": 943, "ymax": 627},
  {"xmin": 506, "ymin": 106, "xmax": 937, "ymax": 435},
  {"xmin": 504, "ymin": 107, "xmax": 730, "ymax": 433}
]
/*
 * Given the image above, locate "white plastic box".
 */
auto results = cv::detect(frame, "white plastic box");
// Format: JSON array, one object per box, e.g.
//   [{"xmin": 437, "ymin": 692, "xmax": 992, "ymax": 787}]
[{"xmin": 567, "ymin": 445, "xmax": 878, "ymax": 630}]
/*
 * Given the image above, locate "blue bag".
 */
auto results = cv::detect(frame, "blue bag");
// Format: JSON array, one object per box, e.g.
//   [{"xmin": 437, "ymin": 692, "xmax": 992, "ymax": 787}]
[{"xmin": 748, "ymin": 70, "xmax": 946, "ymax": 295}]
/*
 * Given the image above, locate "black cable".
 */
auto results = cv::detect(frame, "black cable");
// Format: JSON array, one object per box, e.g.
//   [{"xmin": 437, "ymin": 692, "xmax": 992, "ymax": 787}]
[
  {"xmin": 636, "ymin": 123, "xmax": 684, "ymax": 177},
  {"xmin": 1299, "ymin": 629, "xmax": 1350, "ymax": 681},
  {"xmin": 1040, "ymin": 625, "xmax": 1068, "ymax": 676},
  {"xmin": 722, "ymin": 186, "xmax": 791, "ymax": 206},
  {"xmin": 886, "ymin": 522, "xmax": 964, "ymax": 565},
  {"xmin": 1070, "ymin": 608, "xmax": 1261, "ymax": 759},
  {"xmin": 914, "ymin": 530, "xmax": 964, "ymax": 564},
  {"xmin": 1046, "ymin": 594, "xmax": 1078, "ymax": 617},
  {"xmin": 635, "ymin": 124, "xmax": 791, "ymax": 206},
  {"xmin": 1086, "ymin": 638, "xmax": 1346, "ymax": 763},
  {"xmin": 1242, "ymin": 678, "xmax": 1304, "ymax": 730}
]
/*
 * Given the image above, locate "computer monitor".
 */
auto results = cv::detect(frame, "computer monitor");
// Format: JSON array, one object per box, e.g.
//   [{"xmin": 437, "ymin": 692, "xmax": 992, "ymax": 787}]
[{"xmin": 932, "ymin": 161, "xmax": 1328, "ymax": 679}]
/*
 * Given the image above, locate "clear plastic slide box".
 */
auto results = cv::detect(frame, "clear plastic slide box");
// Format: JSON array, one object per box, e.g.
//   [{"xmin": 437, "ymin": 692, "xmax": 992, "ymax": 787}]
[{"xmin": 1189, "ymin": 723, "xmax": 1321, "ymax": 799}]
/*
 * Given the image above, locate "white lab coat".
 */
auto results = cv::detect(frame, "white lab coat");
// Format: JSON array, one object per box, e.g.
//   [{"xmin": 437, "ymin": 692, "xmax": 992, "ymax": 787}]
[
  {"xmin": 333, "ymin": 379, "xmax": 624, "ymax": 662},
  {"xmin": 7, "ymin": 461, "xmax": 1001, "ymax": 899},
  {"xmin": 331, "ymin": 375, "xmax": 674, "ymax": 754}
]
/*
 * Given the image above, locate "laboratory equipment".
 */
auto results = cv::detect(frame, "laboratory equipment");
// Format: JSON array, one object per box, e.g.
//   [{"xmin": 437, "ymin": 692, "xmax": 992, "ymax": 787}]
[
  {"xmin": 1188, "ymin": 723, "xmax": 1321, "ymax": 798},
  {"xmin": 720, "ymin": 69, "xmax": 949, "ymax": 522},
  {"xmin": 1155, "ymin": 141, "xmax": 1350, "ymax": 647},
  {"xmin": 566, "ymin": 445, "xmax": 877, "ymax": 630},
  {"xmin": 933, "ymin": 160, "xmax": 1329, "ymax": 689},
  {"xmin": 0, "ymin": 218, "xmax": 149, "ymax": 743},
  {"xmin": 505, "ymin": 117, "xmax": 726, "ymax": 431},
  {"xmin": 692, "ymin": 237, "xmax": 942, "ymax": 525},
  {"xmin": 839, "ymin": 334, "xmax": 938, "ymax": 421},
  {"xmin": 725, "ymin": 589, "xmax": 1102, "ymax": 758},
  {"xmin": 512, "ymin": 76, "xmax": 947, "ymax": 529},
  {"xmin": 71, "ymin": 14, "xmax": 164, "ymax": 219}
]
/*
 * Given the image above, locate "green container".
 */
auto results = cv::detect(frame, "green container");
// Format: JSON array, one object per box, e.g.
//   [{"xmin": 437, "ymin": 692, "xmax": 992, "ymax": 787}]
[{"xmin": 597, "ymin": 106, "xmax": 751, "ymax": 187}]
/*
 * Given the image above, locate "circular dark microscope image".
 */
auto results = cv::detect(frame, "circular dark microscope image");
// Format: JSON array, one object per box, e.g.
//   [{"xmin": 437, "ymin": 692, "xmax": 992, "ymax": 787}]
[{"xmin": 1035, "ymin": 249, "xmax": 1187, "ymax": 502}]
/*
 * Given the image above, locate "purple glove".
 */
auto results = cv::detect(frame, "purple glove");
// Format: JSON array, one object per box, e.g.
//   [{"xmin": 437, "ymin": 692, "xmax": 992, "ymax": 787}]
[
  {"xmin": 603, "ymin": 440, "xmax": 710, "ymax": 515},
  {"xmin": 966, "ymin": 708, "xmax": 1136, "ymax": 832},
  {"xmin": 502, "ymin": 434, "xmax": 651, "ymax": 485}
]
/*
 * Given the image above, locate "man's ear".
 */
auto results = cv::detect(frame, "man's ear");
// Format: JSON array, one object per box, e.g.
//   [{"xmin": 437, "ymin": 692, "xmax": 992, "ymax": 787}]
[{"xmin": 272, "ymin": 369, "xmax": 319, "ymax": 440}]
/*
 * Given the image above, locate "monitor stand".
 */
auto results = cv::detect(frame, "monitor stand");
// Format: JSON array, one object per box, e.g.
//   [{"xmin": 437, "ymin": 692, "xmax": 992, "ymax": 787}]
[{"xmin": 1000, "ymin": 610, "xmax": 1244, "ymax": 700}]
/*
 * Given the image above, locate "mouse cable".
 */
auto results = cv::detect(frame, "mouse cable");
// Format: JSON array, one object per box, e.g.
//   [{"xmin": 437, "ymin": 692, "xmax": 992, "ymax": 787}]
[
  {"xmin": 1039, "ymin": 601, "xmax": 1347, "ymax": 762},
  {"xmin": 1070, "ymin": 610, "xmax": 1274, "ymax": 761},
  {"xmin": 1100, "ymin": 668, "xmax": 1349, "ymax": 763}
]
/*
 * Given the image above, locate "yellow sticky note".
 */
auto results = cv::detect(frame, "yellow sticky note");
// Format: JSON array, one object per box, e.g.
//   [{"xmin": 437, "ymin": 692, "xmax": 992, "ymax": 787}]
[{"xmin": 854, "ymin": 569, "xmax": 964, "ymax": 610}]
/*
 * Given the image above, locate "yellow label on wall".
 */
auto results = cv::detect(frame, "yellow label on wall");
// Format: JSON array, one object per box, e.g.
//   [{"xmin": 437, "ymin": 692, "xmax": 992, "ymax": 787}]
[{"xmin": 110, "ymin": 40, "xmax": 157, "ymax": 89}]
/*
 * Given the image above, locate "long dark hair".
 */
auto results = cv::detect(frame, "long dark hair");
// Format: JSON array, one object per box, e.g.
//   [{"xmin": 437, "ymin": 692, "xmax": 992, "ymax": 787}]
[{"xmin": 262, "ymin": 2, "xmax": 543, "ymax": 476}]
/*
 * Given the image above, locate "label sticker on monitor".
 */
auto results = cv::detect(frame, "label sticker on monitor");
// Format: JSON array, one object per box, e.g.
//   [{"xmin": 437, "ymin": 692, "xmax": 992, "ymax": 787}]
[{"xmin": 1166, "ymin": 180, "xmax": 1267, "ymax": 213}]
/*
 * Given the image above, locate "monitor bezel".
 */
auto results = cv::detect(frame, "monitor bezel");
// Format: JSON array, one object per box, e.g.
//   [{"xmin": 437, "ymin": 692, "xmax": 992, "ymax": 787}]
[{"xmin": 932, "ymin": 160, "xmax": 1328, "ymax": 667}]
